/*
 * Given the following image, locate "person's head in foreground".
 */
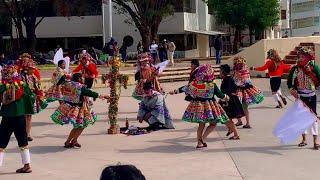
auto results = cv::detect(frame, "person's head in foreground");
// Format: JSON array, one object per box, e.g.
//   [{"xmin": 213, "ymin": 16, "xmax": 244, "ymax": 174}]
[
  {"xmin": 72, "ymin": 73, "xmax": 84, "ymax": 84},
  {"xmin": 143, "ymin": 82, "xmax": 154, "ymax": 97},
  {"xmin": 220, "ymin": 64, "xmax": 231, "ymax": 78},
  {"xmin": 100, "ymin": 165, "xmax": 146, "ymax": 180},
  {"xmin": 297, "ymin": 47, "xmax": 314, "ymax": 67},
  {"xmin": 58, "ymin": 60, "xmax": 66, "ymax": 69}
]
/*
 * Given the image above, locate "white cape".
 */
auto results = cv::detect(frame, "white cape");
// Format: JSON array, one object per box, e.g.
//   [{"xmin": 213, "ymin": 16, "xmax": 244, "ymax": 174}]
[
  {"xmin": 53, "ymin": 48, "xmax": 70, "ymax": 73},
  {"xmin": 273, "ymin": 99, "xmax": 317, "ymax": 145}
]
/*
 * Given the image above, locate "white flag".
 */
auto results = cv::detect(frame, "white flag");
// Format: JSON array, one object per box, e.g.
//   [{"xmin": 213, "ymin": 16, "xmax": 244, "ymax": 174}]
[
  {"xmin": 155, "ymin": 60, "xmax": 170, "ymax": 73},
  {"xmin": 273, "ymin": 99, "xmax": 317, "ymax": 145}
]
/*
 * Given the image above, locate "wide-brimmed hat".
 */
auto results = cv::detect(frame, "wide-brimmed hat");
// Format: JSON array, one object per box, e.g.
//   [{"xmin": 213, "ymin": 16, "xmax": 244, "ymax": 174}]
[
  {"xmin": 19, "ymin": 53, "xmax": 32, "ymax": 61},
  {"xmin": 298, "ymin": 46, "xmax": 314, "ymax": 61}
]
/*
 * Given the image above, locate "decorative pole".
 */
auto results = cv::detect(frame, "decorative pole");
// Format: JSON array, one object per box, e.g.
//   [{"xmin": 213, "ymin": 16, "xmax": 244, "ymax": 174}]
[{"xmin": 102, "ymin": 55, "xmax": 128, "ymax": 134}]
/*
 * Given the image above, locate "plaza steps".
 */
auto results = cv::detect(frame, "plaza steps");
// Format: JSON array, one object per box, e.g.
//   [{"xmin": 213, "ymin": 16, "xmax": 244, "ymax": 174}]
[
  {"xmin": 158, "ymin": 65, "xmax": 221, "ymax": 83},
  {"xmin": 125, "ymin": 56, "xmax": 231, "ymax": 64},
  {"xmin": 282, "ymin": 42, "xmax": 315, "ymax": 78}
]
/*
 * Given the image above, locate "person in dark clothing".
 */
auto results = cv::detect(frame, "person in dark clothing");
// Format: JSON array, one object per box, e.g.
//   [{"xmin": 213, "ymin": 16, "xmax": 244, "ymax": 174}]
[
  {"xmin": 100, "ymin": 165, "xmax": 146, "ymax": 180},
  {"xmin": 120, "ymin": 44, "xmax": 127, "ymax": 62},
  {"xmin": 214, "ymin": 35, "xmax": 222, "ymax": 65},
  {"xmin": 219, "ymin": 64, "xmax": 244, "ymax": 139},
  {"xmin": 107, "ymin": 38, "xmax": 116, "ymax": 56},
  {"xmin": 158, "ymin": 41, "xmax": 166, "ymax": 62}
]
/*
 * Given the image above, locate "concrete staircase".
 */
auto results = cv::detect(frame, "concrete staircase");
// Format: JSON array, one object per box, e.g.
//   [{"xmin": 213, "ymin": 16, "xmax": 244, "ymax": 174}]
[
  {"xmin": 158, "ymin": 65, "xmax": 221, "ymax": 83},
  {"xmin": 282, "ymin": 42, "xmax": 315, "ymax": 78}
]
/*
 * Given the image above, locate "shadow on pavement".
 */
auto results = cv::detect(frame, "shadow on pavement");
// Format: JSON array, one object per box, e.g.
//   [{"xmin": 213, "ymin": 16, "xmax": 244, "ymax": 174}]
[{"xmin": 6, "ymin": 145, "xmax": 68, "ymax": 154}]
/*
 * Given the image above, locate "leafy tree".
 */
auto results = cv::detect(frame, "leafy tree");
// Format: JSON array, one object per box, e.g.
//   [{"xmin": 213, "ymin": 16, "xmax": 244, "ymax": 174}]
[
  {"xmin": 111, "ymin": 0, "xmax": 175, "ymax": 49},
  {"xmin": 207, "ymin": 0, "xmax": 280, "ymax": 51},
  {"xmin": 246, "ymin": 0, "xmax": 280, "ymax": 45}
]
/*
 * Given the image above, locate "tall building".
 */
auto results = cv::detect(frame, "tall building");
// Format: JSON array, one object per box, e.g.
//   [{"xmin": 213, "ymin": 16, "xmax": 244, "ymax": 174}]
[{"xmin": 284, "ymin": 0, "xmax": 320, "ymax": 36}]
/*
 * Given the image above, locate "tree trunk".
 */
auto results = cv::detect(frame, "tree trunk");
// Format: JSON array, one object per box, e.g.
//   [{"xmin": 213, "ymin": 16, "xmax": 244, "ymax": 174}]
[
  {"xmin": 140, "ymin": 27, "xmax": 152, "ymax": 52},
  {"xmin": 239, "ymin": 29, "xmax": 243, "ymax": 47},
  {"xmin": 151, "ymin": 19, "xmax": 161, "ymax": 44},
  {"xmin": 24, "ymin": 19, "xmax": 37, "ymax": 55},
  {"xmin": 15, "ymin": 18, "xmax": 26, "ymax": 52}
]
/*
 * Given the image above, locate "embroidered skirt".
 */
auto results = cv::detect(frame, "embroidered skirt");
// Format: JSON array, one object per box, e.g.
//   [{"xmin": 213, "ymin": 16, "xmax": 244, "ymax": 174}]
[
  {"xmin": 46, "ymin": 85, "xmax": 63, "ymax": 102},
  {"xmin": 182, "ymin": 100, "xmax": 229, "ymax": 124},
  {"xmin": 236, "ymin": 85, "xmax": 264, "ymax": 107},
  {"xmin": 51, "ymin": 101, "xmax": 97, "ymax": 129}
]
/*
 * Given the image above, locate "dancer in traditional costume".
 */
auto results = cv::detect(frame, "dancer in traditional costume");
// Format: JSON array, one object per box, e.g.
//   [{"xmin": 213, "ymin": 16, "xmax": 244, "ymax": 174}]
[
  {"xmin": 137, "ymin": 82, "xmax": 174, "ymax": 132},
  {"xmin": 251, "ymin": 49, "xmax": 291, "ymax": 108},
  {"xmin": 16, "ymin": 53, "xmax": 41, "ymax": 79},
  {"xmin": 0, "ymin": 65, "xmax": 34, "ymax": 173},
  {"xmin": 51, "ymin": 73, "xmax": 109, "ymax": 148},
  {"xmin": 46, "ymin": 60, "xmax": 71, "ymax": 103},
  {"xmin": 219, "ymin": 64, "xmax": 245, "ymax": 136},
  {"xmin": 170, "ymin": 64, "xmax": 239, "ymax": 148},
  {"xmin": 21, "ymin": 60, "xmax": 48, "ymax": 141},
  {"xmin": 287, "ymin": 47, "xmax": 320, "ymax": 150},
  {"xmin": 233, "ymin": 57, "xmax": 264, "ymax": 128},
  {"xmin": 133, "ymin": 53, "xmax": 163, "ymax": 101},
  {"xmin": 73, "ymin": 53, "xmax": 99, "ymax": 89}
]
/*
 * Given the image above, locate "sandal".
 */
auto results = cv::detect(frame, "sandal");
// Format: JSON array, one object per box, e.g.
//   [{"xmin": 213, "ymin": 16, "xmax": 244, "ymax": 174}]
[
  {"xmin": 314, "ymin": 144, "xmax": 319, "ymax": 150},
  {"xmin": 229, "ymin": 136, "xmax": 240, "ymax": 140},
  {"xmin": 73, "ymin": 143, "xmax": 82, "ymax": 148},
  {"xmin": 16, "ymin": 167, "xmax": 32, "ymax": 173},
  {"xmin": 199, "ymin": 138, "xmax": 207, "ymax": 147},
  {"xmin": 64, "ymin": 142, "xmax": 74, "ymax": 148},
  {"xmin": 243, "ymin": 125, "xmax": 252, "ymax": 129},
  {"xmin": 275, "ymin": 105, "xmax": 282, "ymax": 109},
  {"xmin": 235, "ymin": 121, "xmax": 243, "ymax": 126},
  {"xmin": 282, "ymin": 97, "xmax": 287, "ymax": 105},
  {"xmin": 27, "ymin": 137, "xmax": 33, "ymax": 142},
  {"xmin": 226, "ymin": 131, "xmax": 233, "ymax": 136},
  {"xmin": 298, "ymin": 142, "xmax": 307, "ymax": 147}
]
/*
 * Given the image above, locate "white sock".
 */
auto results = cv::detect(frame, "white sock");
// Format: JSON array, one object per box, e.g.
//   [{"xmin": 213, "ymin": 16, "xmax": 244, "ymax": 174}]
[
  {"xmin": 277, "ymin": 89, "xmax": 283, "ymax": 96},
  {"xmin": 0, "ymin": 151, "xmax": 4, "ymax": 166},
  {"xmin": 20, "ymin": 149, "xmax": 31, "ymax": 165},
  {"xmin": 273, "ymin": 94, "xmax": 281, "ymax": 102}
]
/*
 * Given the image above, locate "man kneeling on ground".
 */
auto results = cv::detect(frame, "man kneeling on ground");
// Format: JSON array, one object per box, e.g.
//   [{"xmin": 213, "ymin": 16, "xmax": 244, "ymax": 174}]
[{"xmin": 137, "ymin": 82, "xmax": 174, "ymax": 132}]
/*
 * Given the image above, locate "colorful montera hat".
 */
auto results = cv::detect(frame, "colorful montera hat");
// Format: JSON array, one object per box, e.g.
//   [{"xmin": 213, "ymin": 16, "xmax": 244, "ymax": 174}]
[
  {"xmin": 196, "ymin": 64, "xmax": 215, "ymax": 83},
  {"xmin": 267, "ymin": 49, "xmax": 282, "ymax": 62},
  {"xmin": 19, "ymin": 53, "xmax": 32, "ymax": 61},
  {"xmin": 298, "ymin": 46, "xmax": 314, "ymax": 60},
  {"xmin": 1, "ymin": 65, "xmax": 24, "ymax": 85},
  {"xmin": 233, "ymin": 56, "xmax": 247, "ymax": 65},
  {"xmin": 137, "ymin": 53, "xmax": 152, "ymax": 62}
]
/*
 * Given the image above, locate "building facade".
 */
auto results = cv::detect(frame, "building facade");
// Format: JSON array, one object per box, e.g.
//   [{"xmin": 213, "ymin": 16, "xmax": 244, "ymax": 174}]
[
  {"xmin": 282, "ymin": 0, "xmax": 320, "ymax": 37},
  {"xmin": 8, "ymin": 0, "xmax": 222, "ymax": 58}
]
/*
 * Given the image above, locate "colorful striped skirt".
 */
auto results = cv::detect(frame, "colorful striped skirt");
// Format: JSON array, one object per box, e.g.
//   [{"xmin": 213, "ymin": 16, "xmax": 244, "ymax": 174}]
[
  {"xmin": 236, "ymin": 85, "xmax": 264, "ymax": 107},
  {"xmin": 182, "ymin": 100, "xmax": 229, "ymax": 124}
]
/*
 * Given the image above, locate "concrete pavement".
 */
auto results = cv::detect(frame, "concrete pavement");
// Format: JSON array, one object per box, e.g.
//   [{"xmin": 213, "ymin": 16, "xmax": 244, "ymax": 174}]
[{"xmin": 0, "ymin": 79, "xmax": 319, "ymax": 180}]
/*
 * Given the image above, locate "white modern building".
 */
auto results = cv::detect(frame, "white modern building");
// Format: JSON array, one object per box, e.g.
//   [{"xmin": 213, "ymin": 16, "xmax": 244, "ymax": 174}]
[
  {"xmin": 282, "ymin": 0, "xmax": 320, "ymax": 36},
  {"xmin": 10, "ymin": 0, "xmax": 223, "ymax": 58}
]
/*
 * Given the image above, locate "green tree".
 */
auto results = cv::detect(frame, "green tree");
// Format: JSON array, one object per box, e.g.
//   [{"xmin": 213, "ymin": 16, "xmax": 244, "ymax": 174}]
[
  {"xmin": 246, "ymin": 0, "xmax": 280, "ymax": 45},
  {"xmin": 111, "ymin": 0, "xmax": 175, "ymax": 49},
  {"xmin": 207, "ymin": 0, "xmax": 280, "ymax": 51},
  {"xmin": 207, "ymin": 0, "xmax": 249, "ymax": 52}
]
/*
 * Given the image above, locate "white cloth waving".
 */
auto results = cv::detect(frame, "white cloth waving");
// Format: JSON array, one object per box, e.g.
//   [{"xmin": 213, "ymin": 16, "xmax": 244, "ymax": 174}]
[{"xmin": 273, "ymin": 99, "xmax": 317, "ymax": 145}]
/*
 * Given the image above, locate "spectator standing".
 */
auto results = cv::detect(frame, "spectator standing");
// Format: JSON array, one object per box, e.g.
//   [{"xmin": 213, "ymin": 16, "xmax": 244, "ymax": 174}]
[
  {"xmin": 107, "ymin": 38, "xmax": 116, "ymax": 57},
  {"xmin": 214, "ymin": 35, "xmax": 222, "ymax": 65},
  {"xmin": 137, "ymin": 40, "xmax": 144, "ymax": 54},
  {"xmin": 149, "ymin": 40, "xmax": 158, "ymax": 64},
  {"xmin": 158, "ymin": 40, "xmax": 166, "ymax": 63},
  {"xmin": 100, "ymin": 165, "xmax": 146, "ymax": 180},
  {"xmin": 38, "ymin": 52, "xmax": 46, "ymax": 65},
  {"xmin": 120, "ymin": 43, "xmax": 127, "ymax": 63},
  {"xmin": 167, "ymin": 40, "xmax": 176, "ymax": 66}
]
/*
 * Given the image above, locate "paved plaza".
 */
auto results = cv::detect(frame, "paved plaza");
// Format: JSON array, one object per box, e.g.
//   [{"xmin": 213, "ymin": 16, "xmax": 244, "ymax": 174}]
[{"xmin": 1, "ymin": 79, "xmax": 320, "ymax": 180}]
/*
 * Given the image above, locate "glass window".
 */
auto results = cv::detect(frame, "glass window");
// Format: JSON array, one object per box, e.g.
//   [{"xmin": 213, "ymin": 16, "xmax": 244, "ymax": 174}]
[
  {"xmin": 292, "ymin": 0, "xmax": 315, "ymax": 13},
  {"xmin": 281, "ymin": 10, "xmax": 286, "ymax": 20},
  {"xmin": 174, "ymin": 0, "xmax": 196, "ymax": 13}
]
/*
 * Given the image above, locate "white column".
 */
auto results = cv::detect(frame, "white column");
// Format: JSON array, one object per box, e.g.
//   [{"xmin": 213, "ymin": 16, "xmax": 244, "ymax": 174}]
[
  {"xmin": 102, "ymin": 2, "xmax": 106, "ymax": 45},
  {"xmin": 108, "ymin": 0, "xmax": 113, "ymax": 39}
]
